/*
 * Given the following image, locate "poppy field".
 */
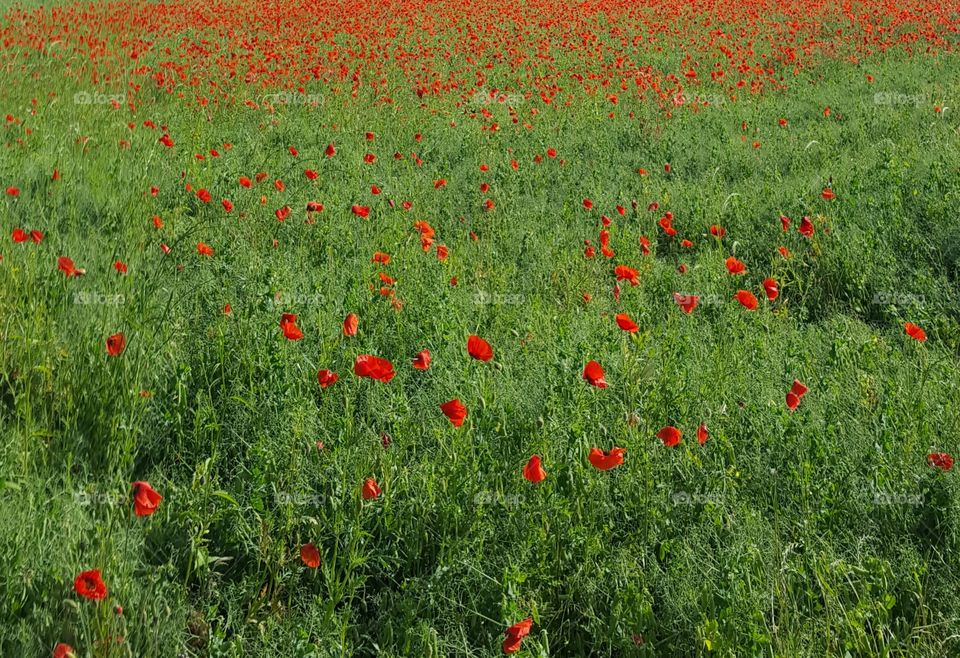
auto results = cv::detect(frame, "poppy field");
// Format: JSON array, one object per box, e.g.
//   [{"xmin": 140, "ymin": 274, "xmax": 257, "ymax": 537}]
[{"xmin": 2, "ymin": 0, "xmax": 960, "ymax": 655}]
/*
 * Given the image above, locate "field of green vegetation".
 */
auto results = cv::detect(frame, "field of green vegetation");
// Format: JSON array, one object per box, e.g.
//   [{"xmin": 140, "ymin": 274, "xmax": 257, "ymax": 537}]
[{"xmin": 1, "ymin": 0, "xmax": 960, "ymax": 655}]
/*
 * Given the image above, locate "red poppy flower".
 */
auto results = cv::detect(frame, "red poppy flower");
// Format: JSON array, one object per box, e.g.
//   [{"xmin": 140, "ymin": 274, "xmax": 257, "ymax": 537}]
[
  {"xmin": 523, "ymin": 455, "xmax": 546, "ymax": 483},
  {"xmin": 615, "ymin": 313, "xmax": 639, "ymax": 333},
  {"xmin": 799, "ymin": 216, "xmax": 814, "ymax": 237},
  {"xmin": 413, "ymin": 350, "xmax": 430, "ymax": 370},
  {"xmin": 927, "ymin": 452, "xmax": 954, "ymax": 471},
  {"xmin": 725, "ymin": 257, "xmax": 746, "ymax": 275},
  {"xmin": 300, "ymin": 543, "xmax": 321, "ymax": 568},
  {"xmin": 74, "ymin": 569, "xmax": 107, "ymax": 601},
  {"xmin": 317, "ymin": 369, "xmax": 339, "ymax": 388},
  {"xmin": 106, "ymin": 333, "xmax": 126, "ymax": 357},
  {"xmin": 904, "ymin": 322, "xmax": 926, "ymax": 342},
  {"xmin": 351, "ymin": 204, "xmax": 370, "ymax": 218},
  {"xmin": 362, "ymin": 477, "xmax": 382, "ymax": 500},
  {"xmin": 673, "ymin": 292, "xmax": 699, "ymax": 314},
  {"xmin": 503, "ymin": 618, "xmax": 533, "ymax": 654},
  {"xmin": 821, "ymin": 188, "xmax": 835, "ymax": 200},
  {"xmin": 12, "ymin": 228, "xmax": 27, "ymax": 243},
  {"xmin": 786, "ymin": 379, "xmax": 808, "ymax": 411},
  {"xmin": 734, "ymin": 290, "xmax": 759, "ymax": 310},
  {"xmin": 238, "ymin": 176, "xmax": 252, "ymax": 188},
  {"xmin": 710, "ymin": 224, "xmax": 726, "ymax": 238},
  {"xmin": 583, "ymin": 360, "xmax": 608, "ymax": 388},
  {"xmin": 656, "ymin": 426, "xmax": 682, "ymax": 447},
  {"xmin": 614, "ymin": 265, "xmax": 639, "ymax": 286},
  {"xmin": 197, "ymin": 242, "xmax": 214, "ymax": 256},
  {"xmin": 467, "ymin": 335, "xmax": 493, "ymax": 361},
  {"xmin": 278, "ymin": 314, "xmax": 304, "ymax": 341},
  {"xmin": 697, "ymin": 422, "xmax": 708, "ymax": 445},
  {"xmin": 325, "ymin": 143, "xmax": 336, "ymax": 157},
  {"xmin": 440, "ymin": 399, "xmax": 468, "ymax": 426},
  {"xmin": 196, "ymin": 188, "xmax": 212, "ymax": 203},
  {"xmin": 582, "ymin": 198, "xmax": 593, "ymax": 210},
  {"xmin": 343, "ymin": 313, "xmax": 359, "ymax": 337},
  {"xmin": 58, "ymin": 256, "xmax": 84, "ymax": 277},
  {"xmin": 372, "ymin": 251, "xmax": 391, "ymax": 264},
  {"xmin": 762, "ymin": 278, "xmax": 779, "ymax": 301},
  {"xmin": 131, "ymin": 481, "xmax": 162, "ymax": 517},
  {"xmin": 780, "ymin": 215, "xmax": 791, "ymax": 231},
  {"xmin": 588, "ymin": 447, "xmax": 625, "ymax": 470},
  {"xmin": 354, "ymin": 355, "xmax": 396, "ymax": 382},
  {"xmin": 113, "ymin": 261, "xmax": 127, "ymax": 274},
  {"xmin": 53, "ymin": 643, "xmax": 75, "ymax": 658},
  {"xmin": 221, "ymin": 199, "xmax": 234, "ymax": 212}
]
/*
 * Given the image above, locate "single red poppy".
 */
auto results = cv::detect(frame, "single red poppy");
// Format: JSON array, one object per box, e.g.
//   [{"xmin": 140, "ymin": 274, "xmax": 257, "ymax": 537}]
[
  {"xmin": 734, "ymin": 290, "xmax": 759, "ymax": 310},
  {"xmin": 131, "ymin": 481, "xmax": 162, "ymax": 517},
  {"xmin": 583, "ymin": 361, "xmax": 608, "ymax": 388},
  {"xmin": 354, "ymin": 355, "xmax": 396, "ymax": 382},
  {"xmin": 317, "ymin": 369, "xmax": 339, "ymax": 388},
  {"xmin": 343, "ymin": 313, "xmax": 359, "ymax": 337},
  {"xmin": 362, "ymin": 477, "xmax": 382, "ymax": 500},
  {"xmin": 74, "ymin": 569, "xmax": 107, "ymax": 601},
  {"xmin": 300, "ymin": 543, "xmax": 321, "ymax": 568},
  {"xmin": 615, "ymin": 313, "xmax": 639, "ymax": 333},
  {"xmin": 412, "ymin": 349, "xmax": 431, "ymax": 370},
  {"xmin": 503, "ymin": 618, "xmax": 533, "ymax": 654},
  {"xmin": 588, "ymin": 447, "xmax": 625, "ymax": 470},
  {"xmin": 904, "ymin": 322, "xmax": 927, "ymax": 342},
  {"xmin": 656, "ymin": 426, "xmax": 682, "ymax": 447},
  {"xmin": 467, "ymin": 335, "xmax": 493, "ymax": 361},
  {"xmin": 440, "ymin": 399, "xmax": 468, "ymax": 426},
  {"xmin": 106, "ymin": 333, "xmax": 126, "ymax": 357},
  {"xmin": 280, "ymin": 314, "xmax": 304, "ymax": 340},
  {"xmin": 523, "ymin": 455, "xmax": 546, "ymax": 483}
]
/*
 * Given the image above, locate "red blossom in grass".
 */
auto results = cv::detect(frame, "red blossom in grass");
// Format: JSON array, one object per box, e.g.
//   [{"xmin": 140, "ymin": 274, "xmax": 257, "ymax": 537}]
[
  {"xmin": 106, "ymin": 333, "xmax": 126, "ymax": 357},
  {"xmin": 317, "ymin": 369, "xmax": 339, "ymax": 388},
  {"xmin": 503, "ymin": 618, "xmax": 533, "ymax": 654},
  {"xmin": 467, "ymin": 335, "xmax": 493, "ymax": 361},
  {"xmin": 74, "ymin": 569, "xmax": 107, "ymax": 601},
  {"xmin": 300, "ymin": 543, "xmax": 320, "ymax": 568},
  {"xmin": 362, "ymin": 477, "xmax": 382, "ymax": 500},
  {"xmin": 412, "ymin": 349, "xmax": 431, "ymax": 370},
  {"xmin": 280, "ymin": 314, "xmax": 304, "ymax": 340},
  {"xmin": 343, "ymin": 313, "xmax": 359, "ymax": 337},
  {"xmin": 656, "ymin": 426, "xmax": 682, "ymax": 447},
  {"xmin": 927, "ymin": 453, "xmax": 954, "ymax": 471},
  {"xmin": 583, "ymin": 360, "xmax": 608, "ymax": 388},
  {"xmin": 440, "ymin": 399, "xmax": 468, "ymax": 426},
  {"xmin": 904, "ymin": 322, "xmax": 927, "ymax": 342},
  {"xmin": 53, "ymin": 643, "xmax": 76, "ymax": 658},
  {"xmin": 354, "ymin": 355, "xmax": 396, "ymax": 382},
  {"xmin": 523, "ymin": 455, "xmax": 546, "ymax": 483},
  {"xmin": 588, "ymin": 447, "xmax": 625, "ymax": 471},
  {"xmin": 131, "ymin": 481, "xmax": 162, "ymax": 517}
]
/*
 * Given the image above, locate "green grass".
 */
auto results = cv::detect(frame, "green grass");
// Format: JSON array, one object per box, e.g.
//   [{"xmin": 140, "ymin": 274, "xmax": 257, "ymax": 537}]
[{"xmin": 1, "ymin": 30, "xmax": 960, "ymax": 658}]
